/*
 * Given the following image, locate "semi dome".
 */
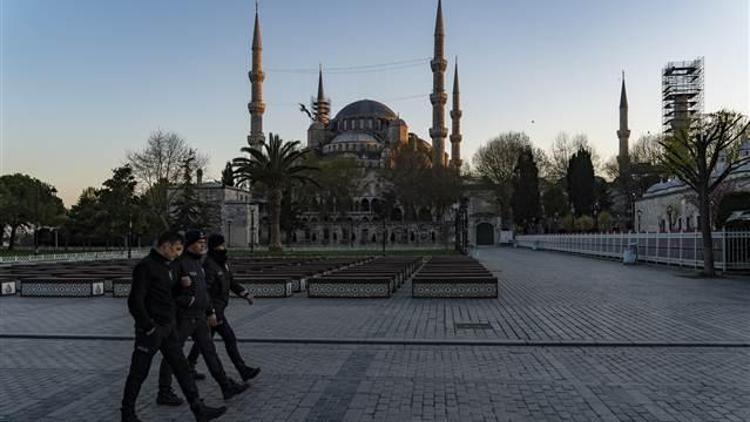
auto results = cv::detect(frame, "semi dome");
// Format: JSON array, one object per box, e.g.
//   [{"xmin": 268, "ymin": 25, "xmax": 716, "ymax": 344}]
[
  {"xmin": 334, "ymin": 99, "xmax": 397, "ymax": 121},
  {"xmin": 329, "ymin": 132, "xmax": 380, "ymax": 145}
]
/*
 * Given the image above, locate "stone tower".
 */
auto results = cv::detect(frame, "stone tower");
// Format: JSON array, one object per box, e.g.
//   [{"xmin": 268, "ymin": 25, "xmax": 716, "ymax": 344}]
[
  {"xmin": 313, "ymin": 65, "xmax": 330, "ymax": 125},
  {"xmin": 430, "ymin": 0, "xmax": 448, "ymax": 167},
  {"xmin": 617, "ymin": 71, "xmax": 630, "ymax": 168},
  {"xmin": 450, "ymin": 60, "xmax": 462, "ymax": 169},
  {"xmin": 247, "ymin": 3, "xmax": 265, "ymax": 148}
]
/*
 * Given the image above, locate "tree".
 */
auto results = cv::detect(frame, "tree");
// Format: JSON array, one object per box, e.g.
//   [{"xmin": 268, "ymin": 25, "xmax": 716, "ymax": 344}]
[
  {"xmin": 631, "ymin": 134, "xmax": 665, "ymax": 166},
  {"xmin": 64, "ymin": 187, "xmax": 106, "ymax": 246},
  {"xmin": 98, "ymin": 165, "xmax": 138, "ymax": 247},
  {"xmin": 221, "ymin": 162, "xmax": 235, "ymax": 187},
  {"xmin": 548, "ymin": 133, "xmax": 600, "ymax": 182},
  {"xmin": 511, "ymin": 146, "xmax": 541, "ymax": 233},
  {"xmin": 127, "ymin": 130, "xmax": 207, "ymax": 231},
  {"xmin": 659, "ymin": 110, "xmax": 749, "ymax": 276},
  {"xmin": 170, "ymin": 156, "xmax": 215, "ymax": 232},
  {"xmin": 472, "ymin": 131, "xmax": 531, "ymax": 227},
  {"xmin": 0, "ymin": 174, "xmax": 65, "ymax": 250},
  {"xmin": 541, "ymin": 183, "xmax": 567, "ymax": 223},
  {"xmin": 566, "ymin": 147, "xmax": 595, "ymax": 217},
  {"xmin": 232, "ymin": 133, "xmax": 318, "ymax": 252}
]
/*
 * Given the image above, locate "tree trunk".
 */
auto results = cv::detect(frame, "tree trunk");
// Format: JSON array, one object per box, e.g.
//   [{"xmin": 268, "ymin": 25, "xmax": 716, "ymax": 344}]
[
  {"xmin": 7, "ymin": 225, "xmax": 18, "ymax": 251},
  {"xmin": 699, "ymin": 188, "xmax": 715, "ymax": 276},
  {"xmin": 269, "ymin": 188, "xmax": 283, "ymax": 252}
]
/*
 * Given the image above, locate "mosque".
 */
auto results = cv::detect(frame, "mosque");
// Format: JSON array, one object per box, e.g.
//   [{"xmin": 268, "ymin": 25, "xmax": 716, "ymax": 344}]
[{"xmin": 244, "ymin": 1, "xmax": 503, "ymax": 248}]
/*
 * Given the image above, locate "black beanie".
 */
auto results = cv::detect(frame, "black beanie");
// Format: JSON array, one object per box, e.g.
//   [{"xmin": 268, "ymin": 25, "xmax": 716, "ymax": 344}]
[
  {"xmin": 184, "ymin": 229, "xmax": 206, "ymax": 248},
  {"xmin": 208, "ymin": 233, "xmax": 226, "ymax": 250}
]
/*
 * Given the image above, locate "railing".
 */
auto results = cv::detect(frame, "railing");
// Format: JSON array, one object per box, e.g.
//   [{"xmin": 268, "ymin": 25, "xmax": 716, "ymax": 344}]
[
  {"xmin": 515, "ymin": 231, "xmax": 750, "ymax": 271},
  {"xmin": 0, "ymin": 249, "xmax": 150, "ymax": 265}
]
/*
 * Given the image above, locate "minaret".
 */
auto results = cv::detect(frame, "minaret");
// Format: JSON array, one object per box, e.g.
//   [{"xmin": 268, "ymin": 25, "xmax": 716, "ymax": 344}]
[
  {"xmin": 313, "ymin": 65, "xmax": 330, "ymax": 125},
  {"xmin": 450, "ymin": 59, "xmax": 462, "ymax": 169},
  {"xmin": 617, "ymin": 71, "xmax": 630, "ymax": 168},
  {"xmin": 430, "ymin": 0, "xmax": 448, "ymax": 167},
  {"xmin": 247, "ymin": 2, "xmax": 265, "ymax": 148}
]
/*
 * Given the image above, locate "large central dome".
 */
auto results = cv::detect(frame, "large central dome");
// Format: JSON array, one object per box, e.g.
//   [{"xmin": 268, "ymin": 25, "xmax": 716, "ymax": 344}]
[{"xmin": 334, "ymin": 99, "xmax": 397, "ymax": 121}]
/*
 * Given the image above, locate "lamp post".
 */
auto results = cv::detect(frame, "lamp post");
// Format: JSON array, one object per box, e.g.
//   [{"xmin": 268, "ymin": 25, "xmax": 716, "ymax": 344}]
[{"xmin": 249, "ymin": 207, "xmax": 255, "ymax": 253}]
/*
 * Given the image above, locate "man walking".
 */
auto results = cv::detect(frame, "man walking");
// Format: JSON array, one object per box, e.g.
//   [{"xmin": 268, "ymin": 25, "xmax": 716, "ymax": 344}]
[
  {"xmin": 187, "ymin": 234, "xmax": 261, "ymax": 381},
  {"xmin": 120, "ymin": 231, "xmax": 226, "ymax": 422},
  {"xmin": 157, "ymin": 230, "xmax": 248, "ymax": 406}
]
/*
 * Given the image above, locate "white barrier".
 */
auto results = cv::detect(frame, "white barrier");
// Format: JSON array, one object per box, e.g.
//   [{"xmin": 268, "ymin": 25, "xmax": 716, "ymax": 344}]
[{"xmin": 516, "ymin": 231, "xmax": 750, "ymax": 271}]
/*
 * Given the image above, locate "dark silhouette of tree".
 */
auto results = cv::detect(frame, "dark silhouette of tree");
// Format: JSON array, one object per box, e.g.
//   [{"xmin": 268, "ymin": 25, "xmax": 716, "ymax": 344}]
[
  {"xmin": 0, "ymin": 174, "xmax": 65, "ymax": 250},
  {"xmin": 511, "ymin": 147, "xmax": 541, "ymax": 233},
  {"xmin": 566, "ymin": 147, "xmax": 595, "ymax": 217},
  {"xmin": 221, "ymin": 161, "xmax": 235, "ymax": 187}
]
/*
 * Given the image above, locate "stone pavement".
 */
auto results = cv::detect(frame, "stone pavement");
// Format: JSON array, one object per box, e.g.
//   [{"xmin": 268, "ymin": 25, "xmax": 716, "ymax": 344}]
[{"xmin": 1, "ymin": 248, "xmax": 749, "ymax": 421}]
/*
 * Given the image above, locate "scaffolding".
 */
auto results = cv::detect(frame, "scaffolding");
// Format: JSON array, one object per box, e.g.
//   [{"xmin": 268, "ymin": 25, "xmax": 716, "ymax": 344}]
[{"xmin": 662, "ymin": 57, "xmax": 704, "ymax": 134}]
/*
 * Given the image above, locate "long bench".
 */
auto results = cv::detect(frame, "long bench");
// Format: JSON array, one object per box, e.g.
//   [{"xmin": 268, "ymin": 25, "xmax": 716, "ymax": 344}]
[
  {"xmin": 234, "ymin": 277, "xmax": 293, "ymax": 298},
  {"xmin": 20, "ymin": 278, "xmax": 106, "ymax": 297},
  {"xmin": 307, "ymin": 277, "xmax": 393, "ymax": 298},
  {"xmin": 411, "ymin": 256, "xmax": 498, "ymax": 298}
]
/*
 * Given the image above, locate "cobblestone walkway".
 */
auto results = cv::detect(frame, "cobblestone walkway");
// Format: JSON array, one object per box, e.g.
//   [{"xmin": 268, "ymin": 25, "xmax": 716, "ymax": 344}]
[{"xmin": 1, "ymin": 248, "xmax": 748, "ymax": 421}]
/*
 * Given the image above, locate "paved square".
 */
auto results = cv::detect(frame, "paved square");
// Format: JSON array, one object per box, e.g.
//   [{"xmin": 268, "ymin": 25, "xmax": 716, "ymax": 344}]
[{"xmin": 1, "ymin": 248, "xmax": 748, "ymax": 421}]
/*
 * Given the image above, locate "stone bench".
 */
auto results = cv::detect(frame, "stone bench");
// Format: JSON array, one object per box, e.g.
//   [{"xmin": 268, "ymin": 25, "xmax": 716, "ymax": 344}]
[
  {"xmin": 235, "ymin": 278, "xmax": 293, "ymax": 298},
  {"xmin": 20, "ymin": 278, "xmax": 106, "ymax": 297},
  {"xmin": 1, "ymin": 279, "xmax": 17, "ymax": 296},
  {"xmin": 412, "ymin": 277, "xmax": 498, "ymax": 298},
  {"xmin": 307, "ymin": 277, "xmax": 393, "ymax": 298}
]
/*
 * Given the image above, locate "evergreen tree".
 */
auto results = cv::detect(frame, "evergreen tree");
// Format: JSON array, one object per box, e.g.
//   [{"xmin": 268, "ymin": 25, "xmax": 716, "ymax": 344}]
[
  {"xmin": 221, "ymin": 161, "xmax": 235, "ymax": 186},
  {"xmin": 566, "ymin": 147, "xmax": 595, "ymax": 217},
  {"xmin": 511, "ymin": 147, "xmax": 541, "ymax": 233},
  {"xmin": 170, "ymin": 156, "xmax": 212, "ymax": 231}
]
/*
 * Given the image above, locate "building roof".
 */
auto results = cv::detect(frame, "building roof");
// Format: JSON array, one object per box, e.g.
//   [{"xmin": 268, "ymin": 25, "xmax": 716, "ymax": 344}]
[
  {"xmin": 334, "ymin": 99, "xmax": 397, "ymax": 121},
  {"xmin": 329, "ymin": 132, "xmax": 381, "ymax": 145}
]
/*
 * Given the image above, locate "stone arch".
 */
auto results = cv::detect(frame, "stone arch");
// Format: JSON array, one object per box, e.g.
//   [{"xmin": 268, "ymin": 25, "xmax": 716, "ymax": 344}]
[
  {"xmin": 476, "ymin": 222, "xmax": 494, "ymax": 246},
  {"xmin": 390, "ymin": 207, "xmax": 403, "ymax": 222},
  {"xmin": 360, "ymin": 198, "xmax": 371, "ymax": 212}
]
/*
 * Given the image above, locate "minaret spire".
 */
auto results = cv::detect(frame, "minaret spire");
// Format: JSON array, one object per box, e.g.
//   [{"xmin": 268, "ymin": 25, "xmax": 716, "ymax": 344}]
[
  {"xmin": 247, "ymin": 1, "xmax": 265, "ymax": 148},
  {"xmin": 450, "ymin": 59, "xmax": 462, "ymax": 169},
  {"xmin": 617, "ymin": 70, "xmax": 631, "ymax": 167},
  {"xmin": 313, "ymin": 64, "xmax": 330, "ymax": 124},
  {"xmin": 430, "ymin": 0, "xmax": 448, "ymax": 167}
]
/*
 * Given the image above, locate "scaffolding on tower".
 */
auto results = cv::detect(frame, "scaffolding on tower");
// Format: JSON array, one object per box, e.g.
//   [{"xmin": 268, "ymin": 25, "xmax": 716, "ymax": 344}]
[{"xmin": 662, "ymin": 57, "xmax": 704, "ymax": 134}]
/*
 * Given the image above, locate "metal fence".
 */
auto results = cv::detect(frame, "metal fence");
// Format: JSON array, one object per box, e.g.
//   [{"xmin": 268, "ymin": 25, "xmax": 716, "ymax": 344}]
[
  {"xmin": 0, "ymin": 249, "xmax": 149, "ymax": 265},
  {"xmin": 515, "ymin": 231, "xmax": 750, "ymax": 271}
]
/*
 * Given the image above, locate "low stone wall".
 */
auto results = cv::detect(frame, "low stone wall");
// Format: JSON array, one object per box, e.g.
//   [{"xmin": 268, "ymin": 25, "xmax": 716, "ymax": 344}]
[
  {"xmin": 236, "ymin": 279, "xmax": 293, "ymax": 298},
  {"xmin": 307, "ymin": 278, "xmax": 393, "ymax": 298},
  {"xmin": 20, "ymin": 278, "xmax": 106, "ymax": 297},
  {"xmin": 1, "ymin": 279, "xmax": 17, "ymax": 296},
  {"xmin": 412, "ymin": 278, "xmax": 498, "ymax": 298}
]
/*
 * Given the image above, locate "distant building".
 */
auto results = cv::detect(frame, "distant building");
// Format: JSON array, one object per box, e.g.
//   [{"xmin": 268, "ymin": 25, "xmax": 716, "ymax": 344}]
[{"xmin": 634, "ymin": 141, "xmax": 750, "ymax": 232}]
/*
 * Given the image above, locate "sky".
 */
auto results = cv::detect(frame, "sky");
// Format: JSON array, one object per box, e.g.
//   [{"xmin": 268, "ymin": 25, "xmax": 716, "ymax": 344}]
[{"xmin": 1, "ymin": 0, "xmax": 748, "ymax": 206}]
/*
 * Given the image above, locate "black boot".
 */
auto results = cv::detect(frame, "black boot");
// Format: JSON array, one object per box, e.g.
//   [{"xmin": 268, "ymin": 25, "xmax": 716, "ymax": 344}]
[
  {"xmin": 191, "ymin": 400, "xmax": 227, "ymax": 422},
  {"xmin": 221, "ymin": 378, "xmax": 249, "ymax": 400},
  {"xmin": 156, "ymin": 388, "xmax": 184, "ymax": 406},
  {"xmin": 120, "ymin": 408, "xmax": 143, "ymax": 422},
  {"xmin": 189, "ymin": 365, "xmax": 207, "ymax": 381},
  {"xmin": 239, "ymin": 366, "xmax": 261, "ymax": 382}
]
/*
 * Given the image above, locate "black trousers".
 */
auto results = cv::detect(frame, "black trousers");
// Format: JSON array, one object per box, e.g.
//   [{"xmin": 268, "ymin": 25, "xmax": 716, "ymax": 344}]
[
  {"xmin": 159, "ymin": 316, "xmax": 230, "ymax": 391},
  {"xmin": 187, "ymin": 310, "xmax": 247, "ymax": 373},
  {"xmin": 121, "ymin": 324, "xmax": 200, "ymax": 412}
]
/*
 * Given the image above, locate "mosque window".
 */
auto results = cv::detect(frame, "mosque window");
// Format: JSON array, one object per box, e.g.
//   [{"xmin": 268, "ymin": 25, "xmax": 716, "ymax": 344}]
[
  {"xmin": 359, "ymin": 118, "xmax": 364, "ymax": 129},
  {"xmin": 368, "ymin": 119, "xmax": 373, "ymax": 129}
]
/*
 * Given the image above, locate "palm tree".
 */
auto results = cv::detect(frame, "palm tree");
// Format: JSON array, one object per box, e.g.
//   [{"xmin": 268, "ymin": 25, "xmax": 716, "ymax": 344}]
[{"xmin": 232, "ymin": 133, "xmax": 318, "ymax": 252}]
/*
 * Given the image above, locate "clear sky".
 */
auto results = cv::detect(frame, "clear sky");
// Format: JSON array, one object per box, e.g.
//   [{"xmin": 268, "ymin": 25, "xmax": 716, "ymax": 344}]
[{"xmin": 2, "ymin": 0, "xmax": 748, "ymax": 206}]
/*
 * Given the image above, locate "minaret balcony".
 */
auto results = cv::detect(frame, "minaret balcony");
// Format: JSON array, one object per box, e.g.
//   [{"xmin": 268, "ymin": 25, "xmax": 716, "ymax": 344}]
[
  {"xmin": 430, "ymin": 58, "xmax": 447, "ymax": 72},
  {"xmin": 430, "ymin": 92, "xmax": 448, "ymax": 105},
  {"xmin": 248, "ymin": 70, "xmax": 265, "ymax": 82},
  {"xmin": 248, "ymin": 102, "xmax": 266, "ymax": 114},
  {"xmin": 430, "ymin": 127, "xmax": 448, "ymax": 138}
]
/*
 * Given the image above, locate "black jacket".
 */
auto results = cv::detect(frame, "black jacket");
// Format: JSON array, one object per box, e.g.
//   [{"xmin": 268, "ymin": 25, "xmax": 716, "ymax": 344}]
[
  {"xmin": 204, "ymin": 255, "xmax": 248, "ymax": 313},
  {"xmin": 127, "ymin": 249, "xmax": 178, "ymax": 331},
  {"xmin": 172, "ymin": 252, "xmax": 215, "ymax": 318}
]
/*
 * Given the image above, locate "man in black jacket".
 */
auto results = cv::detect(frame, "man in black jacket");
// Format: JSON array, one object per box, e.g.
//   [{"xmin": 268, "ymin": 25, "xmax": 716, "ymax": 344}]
[
  {"xmin": 187, "ymin": 234, "xmax": 261, "ymax": 381},
  {"xmin": 120, "ymin": 231, "xmax": 226, "ymax": 422},
  {"xmin": 157, "ymin": 230, "xmax": 248, "ymax": 406}
]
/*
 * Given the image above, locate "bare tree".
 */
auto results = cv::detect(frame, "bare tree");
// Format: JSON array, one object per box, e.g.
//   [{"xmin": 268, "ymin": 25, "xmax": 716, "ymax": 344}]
[
  {"xmin": 631, "ymin": 134, "xmax": 665, "ymax": 166},
  {"xmin": 659, "ymin": 110, "xmax": 749, "ymax": 276},
  {"xmin": 548, "ymin": 133, "xmax": 600, "ymax": 181},
  {"xmin": 127, "ymin": 130, "xmax": 208, "ymax": 231}
]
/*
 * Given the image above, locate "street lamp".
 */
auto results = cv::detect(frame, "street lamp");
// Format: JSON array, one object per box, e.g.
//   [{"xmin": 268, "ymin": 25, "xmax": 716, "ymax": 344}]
[
  {"xmin": 249, "ymin": 208, "xmax": 255, "ymax": 253},
  {"xmin": 666, "ymin": 205, "xmax": 673, "ymax": 232},
  {"xmin": 636, "ymin": 209, "xmax": 643, "ymax": 233},
  {"xmin": 227, "ymin": 219, "xmax": 232, "ymax": 247}
]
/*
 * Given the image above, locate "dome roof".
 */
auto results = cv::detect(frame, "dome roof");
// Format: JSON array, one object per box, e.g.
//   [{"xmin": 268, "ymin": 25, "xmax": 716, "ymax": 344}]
[
  {"xmin": 334, "ymin": 99, "xmax": 397, "ymax": 121},
  {"xmin": 330, "ymin": 132, "xmax": 380, "ymax": 145}
]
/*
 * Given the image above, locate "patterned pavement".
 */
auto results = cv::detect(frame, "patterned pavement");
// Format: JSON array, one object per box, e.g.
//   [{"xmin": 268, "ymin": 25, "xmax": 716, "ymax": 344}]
[{"xmin": 1, "ymin": 248, "xmax": 748, "ymax": 421}]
